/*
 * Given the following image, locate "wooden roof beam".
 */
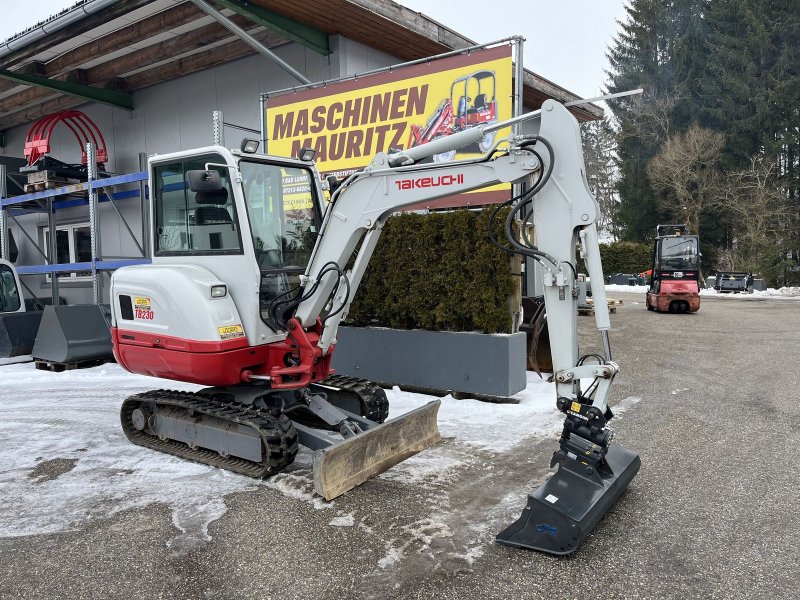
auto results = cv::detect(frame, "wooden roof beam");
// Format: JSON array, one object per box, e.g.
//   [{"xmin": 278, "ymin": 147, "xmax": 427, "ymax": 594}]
[
  {"xmin": 0, "ymin": 29, "xmax": 286, "ymax": 128},
  {"xmin": 42, "ymin": 2, "xmax": 206, "ymax": 78},
  {"xmin": 0, "ymin": 0, "xmax": 154, "ymax": 69},
  {"xmin": 85, "ymin": 15, "xmax": 263, "ymax": 83},
  {"xmin": 0, "ymin": 95, "xmax": 85, "ymax": 129},
  {"xmin": 125, "ymin": 29, "xmax": 280, "ymax": 89}
]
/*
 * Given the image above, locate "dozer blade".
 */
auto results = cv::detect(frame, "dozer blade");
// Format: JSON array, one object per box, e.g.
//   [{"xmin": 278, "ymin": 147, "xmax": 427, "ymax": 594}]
[
  {"xmin": 312, "ymin": 400, "xmax": 441, "ymax": 500},
  {"xmin": 496, "ymin": 443, "xmax": 640, "ymax": 555}
]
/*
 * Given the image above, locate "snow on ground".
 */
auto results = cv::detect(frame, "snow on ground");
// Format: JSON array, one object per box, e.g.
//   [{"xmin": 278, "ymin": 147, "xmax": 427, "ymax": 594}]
[
  {"xmin": 0, "ymin": 363, "xmax": 563, "ymax": 549},
  {"xmin": 0, "ymin": 364, "xmax": 252, "ymax": 553},
  {"xmin": 604, "ymin": 283, "xmax": 800, "ymax": 299},
  {"xmin": 377, "ymin": 372, "xmax": 563, "ymax": 487},
  {"xmin": 699, "ymin": 286, "xmax": 800, "ymax": 298}
]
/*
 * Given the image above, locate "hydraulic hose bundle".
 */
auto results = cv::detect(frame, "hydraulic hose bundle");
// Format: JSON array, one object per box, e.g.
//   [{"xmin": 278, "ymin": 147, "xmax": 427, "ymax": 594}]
[{"xmin": 486, "ymin": 137, "xmax": 565, "ymax": 273}]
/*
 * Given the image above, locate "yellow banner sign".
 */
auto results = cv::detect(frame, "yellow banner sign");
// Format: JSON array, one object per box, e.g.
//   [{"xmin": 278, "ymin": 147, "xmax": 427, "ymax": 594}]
[{"xmin": 266, "ymin": 45, "xmax": 513, "ymax": 206}]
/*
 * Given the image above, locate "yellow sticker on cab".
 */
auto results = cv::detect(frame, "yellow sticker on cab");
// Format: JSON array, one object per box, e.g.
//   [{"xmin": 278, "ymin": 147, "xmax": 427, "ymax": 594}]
[
  {"xmin": 570, "ymin": 401, "xmax": 582, "ymax": 413},
  {"xmin": 218, "ymin": 324, "xmax": 245, "ymax": 340},
  {"xmin": 133, "ymin": 296, "xmax": 151, "ymax": 310}
]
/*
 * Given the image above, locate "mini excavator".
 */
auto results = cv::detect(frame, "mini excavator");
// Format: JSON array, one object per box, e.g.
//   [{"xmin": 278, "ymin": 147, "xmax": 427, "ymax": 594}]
[{"xmin": 110, "ymin": 100, "xmax": 640, "ymax": 555}]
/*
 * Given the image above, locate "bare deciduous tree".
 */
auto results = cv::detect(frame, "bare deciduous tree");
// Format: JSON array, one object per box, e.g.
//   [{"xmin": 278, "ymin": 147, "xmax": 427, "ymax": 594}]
[
  {"xmin": 715, "ymin": 157, "xmax": 789, "ymax": 272},
  {"xmin": 615, "ymin": 90, "xmax": 684, "ymax": 146},
  {"xmin": 647, "ymin": 124, "xmax": 725, "ymax": 236},
  {"xmin": 581, "ymin": 118, "xmax": 620, "ymax": 240}
]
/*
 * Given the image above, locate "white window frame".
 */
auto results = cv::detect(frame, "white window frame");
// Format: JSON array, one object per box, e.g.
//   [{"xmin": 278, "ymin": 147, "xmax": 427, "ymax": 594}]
[{"xmin": 42, "ymin": 222, "xmax": 92, "ymax": 282}]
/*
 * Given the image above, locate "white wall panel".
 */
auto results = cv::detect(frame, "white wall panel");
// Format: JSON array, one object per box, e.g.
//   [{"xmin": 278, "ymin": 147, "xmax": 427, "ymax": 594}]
[{"xmin": 2, "ymin": 37, "xmax": 403, "ymax": 305}]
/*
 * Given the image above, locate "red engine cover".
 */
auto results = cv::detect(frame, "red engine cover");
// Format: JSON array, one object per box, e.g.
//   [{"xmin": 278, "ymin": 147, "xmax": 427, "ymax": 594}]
[{"xmin": 112, "ymin": 318, "xmax": 333, "ymax": 388}]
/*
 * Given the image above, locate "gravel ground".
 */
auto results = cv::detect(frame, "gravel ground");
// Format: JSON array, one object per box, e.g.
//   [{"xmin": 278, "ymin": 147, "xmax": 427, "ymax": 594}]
[{"xmin": 1, "ymin": 291, "xmax": 798, "ymax": 599}]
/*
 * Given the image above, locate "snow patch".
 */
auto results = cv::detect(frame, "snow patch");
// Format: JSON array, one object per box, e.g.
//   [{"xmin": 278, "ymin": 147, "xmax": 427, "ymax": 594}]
[
  {"xmin": 377, "ymin": 517, "xmax": 453, "ymax": 568},
  {"xmin": 605, "ymin": 283, "xmax": 647, "ymax": 294},
  {"xmin": 260, "ymin": 468, "xmax": 331, "ymax": 511},
  {"xmin": 605, "ymin": 283, "xmax": 800, "ymax": 299},
  {"xmin": 700, "ymin": 286, "xmax": 800, "ymax": 298},
  {"xmin": 386, "ymin": 371, "xmax": 563, "ymax": 454},
  {"xmin": 613, "ymin": 396, "xmax": 642, "ymax": 417},
  {"xmin": 0, "ymin": 363, "xmax": 255, "ymax": 549},
  {"xmin": 329, "ymin": 513, "xmax": 355, "ymax": 527},
  {"xmin": 0, "ymin": 355, "xmax": 639, "ymax": 547}
]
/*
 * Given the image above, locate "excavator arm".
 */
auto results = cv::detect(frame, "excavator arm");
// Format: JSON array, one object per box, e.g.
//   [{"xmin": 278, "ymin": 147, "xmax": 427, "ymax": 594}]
[
  {"xmin": 288, "ymin": 99, "xmax": 640, "ymax": 554},
  {"xmin": 294, "ymin": 100, "xmax": 615, "ymax": 412}
]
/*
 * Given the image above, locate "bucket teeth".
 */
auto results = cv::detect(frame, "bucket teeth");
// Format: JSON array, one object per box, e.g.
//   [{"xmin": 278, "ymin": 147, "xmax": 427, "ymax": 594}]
[{"xmin": 312, "ymin": 400, "xmax": 441, "ymax": 500}]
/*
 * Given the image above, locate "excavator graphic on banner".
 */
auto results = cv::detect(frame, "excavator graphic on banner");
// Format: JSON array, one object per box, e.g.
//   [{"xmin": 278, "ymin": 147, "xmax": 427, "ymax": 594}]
[
  {"xmin": 110, "ymin": 99, "xmax": 639, "ymax": 555},
  {"xmin": 407, "ymin": 70, "xmax": 498, "ymax": 162}
]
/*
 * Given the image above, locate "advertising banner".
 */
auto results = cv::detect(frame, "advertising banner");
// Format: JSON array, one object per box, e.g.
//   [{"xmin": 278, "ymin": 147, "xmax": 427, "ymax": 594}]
[{"xmin": 265, "ymin": 45, "xmax": 513, "ymax": 208}]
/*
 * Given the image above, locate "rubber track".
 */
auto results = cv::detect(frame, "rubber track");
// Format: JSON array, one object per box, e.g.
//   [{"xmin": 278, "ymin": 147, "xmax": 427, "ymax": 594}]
[
  {"xmin": 313, "ymin": 375, "xmax": 389, "ymax": 423},
  {"xmin": 121, "ymin": 390, "xmax": 299, "ymax": 478}
]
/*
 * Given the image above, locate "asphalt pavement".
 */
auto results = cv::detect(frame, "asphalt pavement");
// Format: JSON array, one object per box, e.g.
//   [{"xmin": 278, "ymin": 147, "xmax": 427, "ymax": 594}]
[{"xmin": 1, "ymin": 291, "xmax": 798, "ymax": 599}]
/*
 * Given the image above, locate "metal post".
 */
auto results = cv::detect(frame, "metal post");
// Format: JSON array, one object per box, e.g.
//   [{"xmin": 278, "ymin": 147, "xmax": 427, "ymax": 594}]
[
  {"xmin": 47, "ymin": 198, "xmax": 59, "ymax": 303},
  {"xmin": 260, "ymin": 94, "xmax": 267, "ymax": 153},
  {"xmin": 101, "ymin": 186, "xmax": 145, "ymax": 257},
  {"xmin": 512, "ymin": 36, "xmax": 525, "ymax": 330},
  {"xmin": 513, "ymin": 36, "xmax": 524, "ymax": 134},
  {"xmin": 0, "ymin": 164, "xmax": 7, "ymax": 261},
  {"xmin": 139, "ymin": 152, "xmax": 149, "ymax": 257},
  {"xmin": 87, "ymin": 142, "xmax": 101, "ymax": 305},
  {"xmin": 213, "ymin": 110, "xmax": 224, "ymax": 146},
  {"xmin": 190, "ymin": 0, "xmax": 311, "ymax": 85}
]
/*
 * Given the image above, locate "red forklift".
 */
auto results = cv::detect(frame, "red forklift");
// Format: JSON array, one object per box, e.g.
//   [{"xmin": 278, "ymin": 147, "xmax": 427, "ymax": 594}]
[
  {"xmin": 646, "ymin": 224, "xmax": 701, "ymax": 313},
  {"xmin": 407, "ymin": 70, "xmax": 498, "ymax": 162}
]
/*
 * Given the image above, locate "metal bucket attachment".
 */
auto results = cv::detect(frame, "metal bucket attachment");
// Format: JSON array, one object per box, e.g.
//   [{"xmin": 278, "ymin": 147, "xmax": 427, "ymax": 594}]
[
  {"xmin": 32, "ymin": 304, "xmax": 113, "ymax": 364},
  {"xmin": 312, "ymin": 400, "xmax": 441, "ymax": 500},
  {"xmin": 0, "ymin": 311, "xmax": 42, "ymax": 358},
  {"xmin": 496, "ymin": 443, "xmax": 640, "ymax": 555}
]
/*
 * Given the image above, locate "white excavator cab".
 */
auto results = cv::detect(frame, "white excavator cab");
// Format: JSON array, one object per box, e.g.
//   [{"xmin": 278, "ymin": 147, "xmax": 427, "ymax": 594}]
[{"xmin": 145, "ymin": 148, "xmax": 327, "ymax": 344}]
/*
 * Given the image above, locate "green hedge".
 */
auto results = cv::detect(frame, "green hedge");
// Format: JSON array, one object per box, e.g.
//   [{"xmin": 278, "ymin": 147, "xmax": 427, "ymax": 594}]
[
  {"xmin": 592, "ymin": 241, "xmax": 652, "ymax": 275},
  {"xmin": 346, "ymin": 209, "xmax": 515, "ymax": 333}
]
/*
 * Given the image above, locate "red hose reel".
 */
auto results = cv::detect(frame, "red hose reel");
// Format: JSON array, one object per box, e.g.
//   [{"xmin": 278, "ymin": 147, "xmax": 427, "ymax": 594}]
[{"xmin": 23, "ymin": 110, "xmax": 109, "ymax": 167}]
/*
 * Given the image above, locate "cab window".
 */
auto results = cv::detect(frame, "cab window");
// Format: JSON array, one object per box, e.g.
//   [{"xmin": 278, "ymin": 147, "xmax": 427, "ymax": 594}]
[
  {"xmin": 153, "ymin": 154, "xmax": 242, "ymax": 255},
  {"xmin": 0, "ymin": 264, "xmax": 21, "ymax": 312}
]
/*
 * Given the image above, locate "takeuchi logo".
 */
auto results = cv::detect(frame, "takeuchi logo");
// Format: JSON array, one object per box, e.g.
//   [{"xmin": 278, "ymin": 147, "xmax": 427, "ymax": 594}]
[{"xmin": 395, "ymin": 174, "xmax": 465, "ymax": 190}]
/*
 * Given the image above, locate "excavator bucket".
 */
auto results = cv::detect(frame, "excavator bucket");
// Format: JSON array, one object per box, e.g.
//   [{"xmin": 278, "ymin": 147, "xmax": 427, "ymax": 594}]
[
  {"xmin": 496, "ymin": 443, "xmax": 640, "ymax": 555},
  {"xmin": 0, "ymin": 311, "xmax": 42, "ymax": 358},
  {"xmin": 312, "ymin": 400, "xmax": 441, "ymax": 500}
]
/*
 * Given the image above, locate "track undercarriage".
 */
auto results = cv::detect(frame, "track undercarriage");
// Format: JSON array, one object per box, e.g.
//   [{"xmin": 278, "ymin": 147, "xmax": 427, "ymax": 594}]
[{"xmin": 120, "ymin": 376, "xmax": 441, "ymax": 499}]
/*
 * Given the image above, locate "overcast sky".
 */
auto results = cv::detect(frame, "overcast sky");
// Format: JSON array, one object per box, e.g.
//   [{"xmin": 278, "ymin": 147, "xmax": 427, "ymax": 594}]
[
  {"xmin": 2, "ymin": 0, "xmax": 627, "ymax": 99},
  {"xmin": 396, "ymin": 1, "xmax": 627, "ymax": 98}
]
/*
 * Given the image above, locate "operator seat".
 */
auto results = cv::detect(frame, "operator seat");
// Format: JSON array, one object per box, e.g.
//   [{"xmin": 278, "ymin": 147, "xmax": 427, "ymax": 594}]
[
  {"xmin": 194, "ymin": 188, "xmax": 233, "ymax": 225},
  {"xmin": 468, "ymin": 94, "xmax": 487, "ymax": 113}
]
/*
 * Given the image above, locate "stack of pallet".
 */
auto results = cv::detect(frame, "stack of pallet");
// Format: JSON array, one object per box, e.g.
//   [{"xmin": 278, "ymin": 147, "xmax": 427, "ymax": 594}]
[
  {"xmin": 578, "ymin": 298, "xmax": 624, "ymax": 316},
  {"xmin": 23, "ymin": 170, "xmax": 79, "ymax": 193}
]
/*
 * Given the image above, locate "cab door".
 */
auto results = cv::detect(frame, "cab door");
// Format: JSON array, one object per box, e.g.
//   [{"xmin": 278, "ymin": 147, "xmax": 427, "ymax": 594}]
[{"xmin": 0, "ymin": 260, "xmax": 24, "ymax": 313}]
